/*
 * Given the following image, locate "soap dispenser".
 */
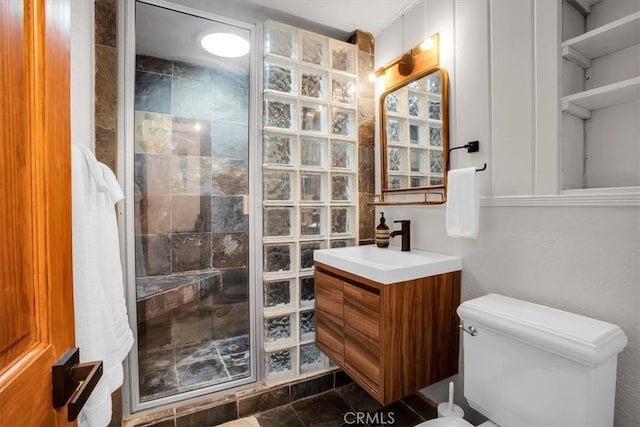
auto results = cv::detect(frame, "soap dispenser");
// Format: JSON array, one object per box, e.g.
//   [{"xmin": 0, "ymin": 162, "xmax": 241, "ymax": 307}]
[{"xmin": 376, "ymin": 212, "xmax": 390, "ymax": 248}]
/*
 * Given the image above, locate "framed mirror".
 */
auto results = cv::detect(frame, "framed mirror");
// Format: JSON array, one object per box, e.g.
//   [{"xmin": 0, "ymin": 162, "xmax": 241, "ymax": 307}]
[{"xmin": 380, "ymin": 66, "xmax": 449, "ymax": 194}]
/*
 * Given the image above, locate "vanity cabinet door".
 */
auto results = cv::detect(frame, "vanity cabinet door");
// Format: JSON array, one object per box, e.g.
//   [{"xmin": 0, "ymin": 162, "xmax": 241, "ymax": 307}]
[
  {"xmin": 315, "ymin": 271, "xmax": 344, "ymax": 363},
  {"xmin": 343, "ymin": 282, "xmax": 381, "ymax": 398}
]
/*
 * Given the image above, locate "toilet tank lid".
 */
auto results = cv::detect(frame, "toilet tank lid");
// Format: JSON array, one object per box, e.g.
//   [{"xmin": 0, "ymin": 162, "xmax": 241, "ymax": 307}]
[{"xmin": 457, "ymin": 294, "xmax": 628, "ymax": 367}]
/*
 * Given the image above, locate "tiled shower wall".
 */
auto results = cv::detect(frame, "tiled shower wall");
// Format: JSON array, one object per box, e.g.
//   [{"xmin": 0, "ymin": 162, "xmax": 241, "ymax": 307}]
[
  {"xmin": 95, "ymin": 0, "xmax": 118, "ymax": 171},
  {"xmin": 133, "ymin": 54, "xmax": 249, "ymax": 288},
  {"xmin": 353, "ymin": 31, "xmax": 375, "ymax": 245},
  {"xmin": 132, "ymin": 53, "xmax": 251, "ymax": 402}
]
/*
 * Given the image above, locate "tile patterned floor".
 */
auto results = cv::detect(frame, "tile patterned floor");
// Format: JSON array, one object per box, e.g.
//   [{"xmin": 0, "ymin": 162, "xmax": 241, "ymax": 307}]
[
  {"xmin": 140, "ymin": 334, "xmax": 250, "ymax": 401},
  {"xmin": 253, "ymin": 382, "xmax": 437, "ymax": 427}
]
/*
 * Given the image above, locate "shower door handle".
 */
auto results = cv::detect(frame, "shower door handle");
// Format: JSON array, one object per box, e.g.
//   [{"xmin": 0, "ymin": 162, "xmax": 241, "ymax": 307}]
[{"xmin": 52, "ymin": 347, "xmax": 103, "ymax": 421}]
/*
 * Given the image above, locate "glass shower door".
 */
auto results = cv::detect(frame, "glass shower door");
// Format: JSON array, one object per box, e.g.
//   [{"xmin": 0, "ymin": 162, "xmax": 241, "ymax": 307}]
[{"xmin": 129, "ymin": 0, "xmax": 254, "ymax": 407}]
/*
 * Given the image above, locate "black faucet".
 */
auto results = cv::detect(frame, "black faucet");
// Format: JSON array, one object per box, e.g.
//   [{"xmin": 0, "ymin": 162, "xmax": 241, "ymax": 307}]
[{"xmin": 390, "ymin": 220, "xmax": 411, "ymax": 251}]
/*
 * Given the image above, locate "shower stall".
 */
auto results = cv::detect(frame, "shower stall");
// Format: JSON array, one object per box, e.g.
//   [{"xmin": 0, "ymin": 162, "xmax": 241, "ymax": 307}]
[
  {"xmin": 120, "ymin": 0, "xmax": 360, "ymax": 415},
  {"xmin": 121, "ymin": 0, "xmax": 259, "ymax": 411}
]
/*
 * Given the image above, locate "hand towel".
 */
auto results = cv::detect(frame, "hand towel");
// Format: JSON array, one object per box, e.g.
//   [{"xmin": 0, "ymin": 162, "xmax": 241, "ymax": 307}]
[
  {"xmin": 446, "ymin": 167, "xmax": 479, "ymax": 239},
  {"xmin": 72, "ymin": 144, "xmax": 134, "ymax": 427}
]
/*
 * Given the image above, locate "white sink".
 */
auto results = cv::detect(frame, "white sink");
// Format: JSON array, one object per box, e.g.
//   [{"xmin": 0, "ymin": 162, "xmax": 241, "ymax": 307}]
[{"xmin": 314, "ymin": 245, "xmax": 462, "ymax": 284}]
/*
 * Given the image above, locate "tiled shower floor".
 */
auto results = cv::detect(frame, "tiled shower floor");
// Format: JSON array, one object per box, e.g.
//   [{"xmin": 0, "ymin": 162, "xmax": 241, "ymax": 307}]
[{"xmin": 139, "ymin": 335, "xmax": 250, "ymax": 401}]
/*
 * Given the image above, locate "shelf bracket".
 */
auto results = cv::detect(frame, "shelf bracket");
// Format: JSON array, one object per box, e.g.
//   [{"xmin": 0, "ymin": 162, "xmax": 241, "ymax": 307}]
[
  {"xmin": 562, "ymin": 100, "xmax": 592, "ymax": 120},
  {"xmin": 561, "ymin": 46, "xmax": 591, "ymax": 69},
  {"xmin": 566, "ymin": 0, "xmax": 600, "ymax": 16}
]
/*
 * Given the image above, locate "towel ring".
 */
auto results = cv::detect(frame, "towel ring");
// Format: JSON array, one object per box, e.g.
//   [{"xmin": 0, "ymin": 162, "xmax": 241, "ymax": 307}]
[{"xmin": 448, "ymin": 141, "xmax": 487, "ymax": 173}]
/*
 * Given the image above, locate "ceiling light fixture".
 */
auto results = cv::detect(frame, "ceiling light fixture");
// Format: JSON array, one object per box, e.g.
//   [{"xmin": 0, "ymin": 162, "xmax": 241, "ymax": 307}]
[{"xmin": 200, "ymin": 33, "xmax": 249, "ymax": 58}]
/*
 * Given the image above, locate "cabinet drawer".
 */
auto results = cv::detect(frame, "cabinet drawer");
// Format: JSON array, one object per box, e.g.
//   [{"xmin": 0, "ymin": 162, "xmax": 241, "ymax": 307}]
[
  {"xmin": 343, "ymin": 282, "xmax": 380, "ymax": 341},
  {"xmin": 315, "ymin": 270, "xmax": 344, "ymax": 320},
  {"xmin": 345, "ymin": 325, "xmax": 381, "ymax": 389},
  {"xmin": 316, "ymin": 310, "xmax": 344, "ymax": 364}
]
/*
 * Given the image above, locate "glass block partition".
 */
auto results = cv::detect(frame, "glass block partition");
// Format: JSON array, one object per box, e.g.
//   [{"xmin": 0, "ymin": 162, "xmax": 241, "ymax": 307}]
[
  {"xmin": 262, "ymin": 21, "xmax": 358, "ymax": 380},
  {"xmin": 385, "ymin": 73, "xmax": 444, "ymax": 189}
]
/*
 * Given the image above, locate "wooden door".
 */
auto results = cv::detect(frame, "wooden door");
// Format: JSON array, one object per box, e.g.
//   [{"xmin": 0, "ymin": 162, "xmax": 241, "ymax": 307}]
[{"xmin": 0, "ymin": 1, "xmax": 75, "ymax": 426}]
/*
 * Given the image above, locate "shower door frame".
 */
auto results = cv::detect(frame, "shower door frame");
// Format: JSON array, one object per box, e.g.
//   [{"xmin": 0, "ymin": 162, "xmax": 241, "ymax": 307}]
[{"xmin": 117, "ymin": 0, "xmax": 264, "ymax": 414}]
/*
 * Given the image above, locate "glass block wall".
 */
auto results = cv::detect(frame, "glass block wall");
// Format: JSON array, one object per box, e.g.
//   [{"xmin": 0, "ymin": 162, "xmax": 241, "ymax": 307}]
[{"xmin": 262, "ymin": 21, "xmax": 358, "ymax": 380}]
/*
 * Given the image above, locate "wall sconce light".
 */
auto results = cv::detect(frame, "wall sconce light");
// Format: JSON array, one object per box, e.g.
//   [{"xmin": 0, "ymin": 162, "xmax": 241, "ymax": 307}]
[
  {"xmin": 397, "ymin": 53, "xmax": 414, "ymax": 76},
  {"xmin": 368, "ymin": 34, "xmax": 438, "ymax": 82},
  {"xmin": 419, "ymin": 37, "xmax": 435, "ymax": 51}
]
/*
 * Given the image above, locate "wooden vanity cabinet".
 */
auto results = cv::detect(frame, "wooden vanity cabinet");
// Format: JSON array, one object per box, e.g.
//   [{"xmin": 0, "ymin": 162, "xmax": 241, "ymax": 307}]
[
  {"xmin": 315, "ymin": 262, "xmax": 461, "ymax": 405},
  {"xmin": 315, "ymin": 270, "xmax": 344, "ymax": 365}
]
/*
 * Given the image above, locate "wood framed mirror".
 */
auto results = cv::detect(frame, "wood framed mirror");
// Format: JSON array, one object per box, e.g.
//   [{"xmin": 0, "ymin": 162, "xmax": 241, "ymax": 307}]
[
  {"xmin": 376, "ymin": 34, "xmax": 449, "ymax": 201},
  {"xmin": 380, "ymin": 66, "xmax": 449, "ymax": 194}
]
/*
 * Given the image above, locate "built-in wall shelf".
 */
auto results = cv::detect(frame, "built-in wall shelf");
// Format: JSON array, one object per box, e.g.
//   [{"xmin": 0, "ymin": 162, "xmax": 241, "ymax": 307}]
[
  {"xmin": 562, "ymin": 11, "xmax": 640, "ymax": 68},
  {"xmin": 562, "ymin": 77, "xmax": 640, "ymax": 119},
  {"xmin": 561, "ymin": 0, "xmax": 640, "ymax": 190},
  {"xmin": 566, "ymin": 0, "xmax": 601, "ymax": 16}
]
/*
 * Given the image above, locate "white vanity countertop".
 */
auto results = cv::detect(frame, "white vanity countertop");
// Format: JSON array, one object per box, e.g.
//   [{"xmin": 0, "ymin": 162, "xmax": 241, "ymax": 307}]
[{"xmin": 314, "ymin": 245, "xmax": 462, "ymax": 284}]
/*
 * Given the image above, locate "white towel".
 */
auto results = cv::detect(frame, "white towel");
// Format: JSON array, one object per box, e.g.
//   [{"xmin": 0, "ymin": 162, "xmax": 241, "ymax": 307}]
[
  {"xmin": 72, "ymin": 144, "xmax": 134, "ymax": 427},
  {"xmin": 446, "ymin": 167, "xmax": 479, "ymax": 239}
]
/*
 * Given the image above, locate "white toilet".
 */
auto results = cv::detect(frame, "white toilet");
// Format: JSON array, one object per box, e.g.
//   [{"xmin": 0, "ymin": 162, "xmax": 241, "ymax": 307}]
[{"xmin": 417, "ymin": 293, "xmax": 628, "ymax": 427}]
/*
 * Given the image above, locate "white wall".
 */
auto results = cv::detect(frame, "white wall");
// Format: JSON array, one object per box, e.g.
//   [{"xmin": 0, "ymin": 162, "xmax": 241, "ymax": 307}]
[
  {"xmin": 70, "ymin": 0, "xmax": 95, "ymax": 151},
  {"xmin": 374, "ymin": 1, "xmax": 639, "ymax": 426}
]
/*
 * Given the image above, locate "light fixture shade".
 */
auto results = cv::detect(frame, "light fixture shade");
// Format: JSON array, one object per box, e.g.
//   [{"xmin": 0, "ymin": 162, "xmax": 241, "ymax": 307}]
[
  {"xmin": 420, "ymin": 37, "xmax": 435, "ymax": 51},
  {"xmin": 201, "ymin": 33, "xmax": 250, "ymax": 58}
]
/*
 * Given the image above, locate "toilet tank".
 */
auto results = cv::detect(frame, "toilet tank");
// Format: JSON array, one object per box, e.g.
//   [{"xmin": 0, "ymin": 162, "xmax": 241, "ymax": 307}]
[{"xmin": 457, "ymin": 294, "xmax": 627, "ymax": 427}]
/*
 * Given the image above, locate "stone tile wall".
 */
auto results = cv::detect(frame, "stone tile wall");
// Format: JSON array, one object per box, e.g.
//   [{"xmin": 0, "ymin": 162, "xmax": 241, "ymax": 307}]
[
  {"xmin": 352, "ymin": 30, "xmax": 376, "ymax": 245},
  {"xmin": 95, "ymin": 0, "xmax": 118, "ymax": 171},
  {"xmin": 133, "ymin": 53, "xmax": 251, "ymax": 339},
  {"xmin": 94, "ymin": 2, "xmax": 123, "ymax": 426}
]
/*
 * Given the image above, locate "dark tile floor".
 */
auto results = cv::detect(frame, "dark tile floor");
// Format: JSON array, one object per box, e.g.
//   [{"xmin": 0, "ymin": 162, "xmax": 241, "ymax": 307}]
[
  {"xmin": 254, "ymin": 382, "xmax": 437, "ymax": 427},
  {"xmin": 140, "ymin": 334, "xmax": 251, "ymax": 401}
]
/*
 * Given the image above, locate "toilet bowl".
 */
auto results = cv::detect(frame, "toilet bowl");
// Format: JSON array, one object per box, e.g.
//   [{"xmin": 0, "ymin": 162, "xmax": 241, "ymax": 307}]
[
  {"xmin": 415, "ymin": 294, "xmax": 627, "ymax": 427},
  {"xmin": 416, "ymin": 417, "xmax": 497, "ymax": 427},
  {"xmin": 415, "ymin": 416, "xmax": 473, "ymax": 427},
  {"xmin": 417, "ymin": 418, "xmax": 500, "ymax": 427}
]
